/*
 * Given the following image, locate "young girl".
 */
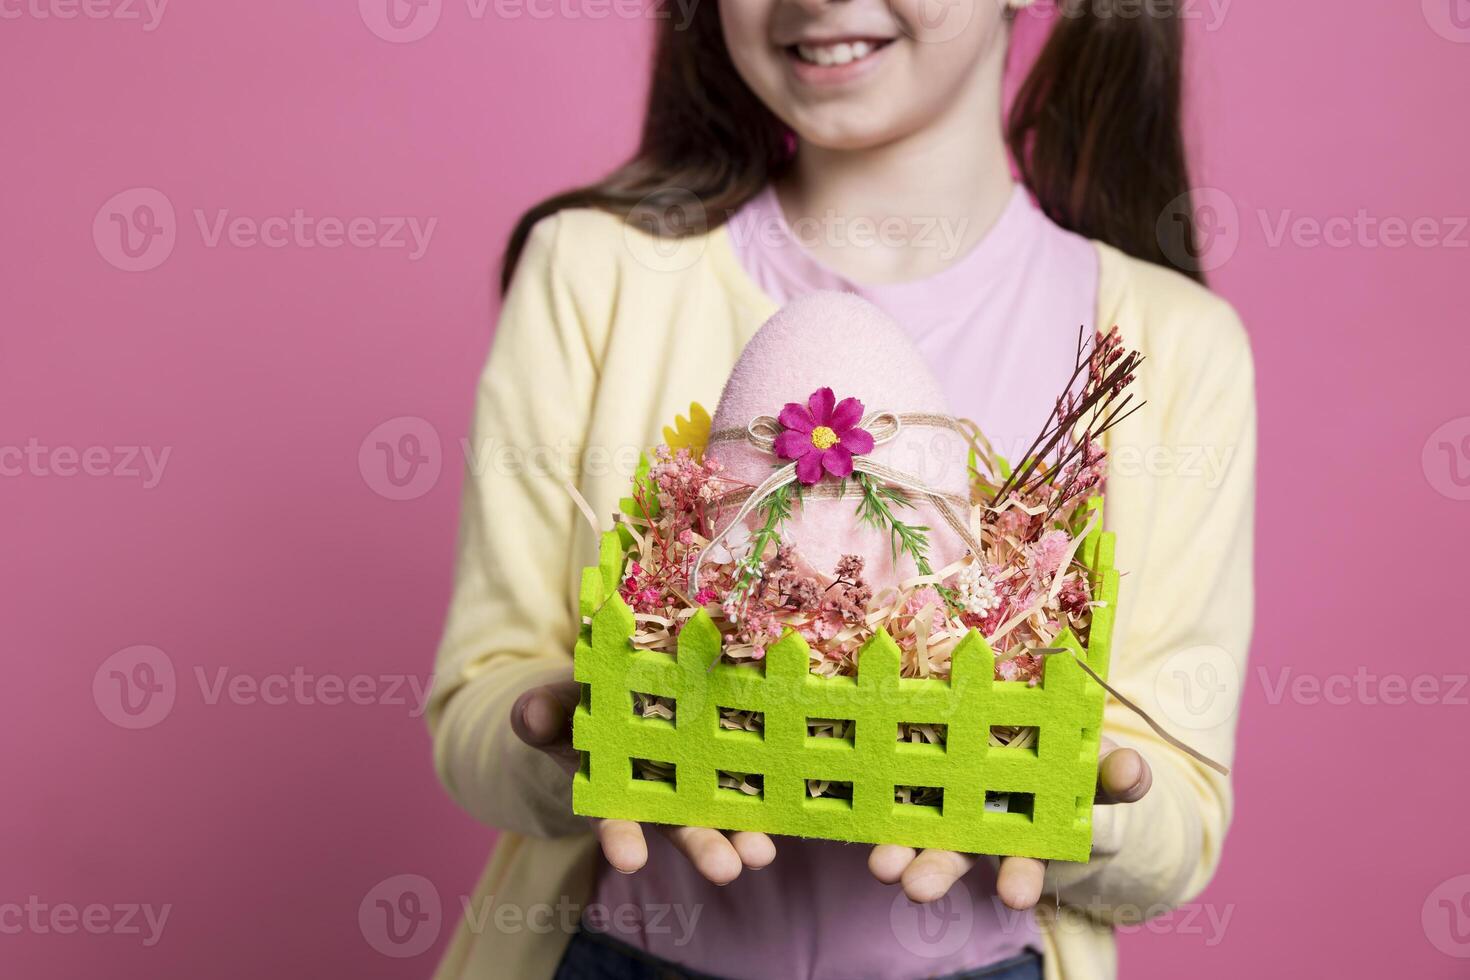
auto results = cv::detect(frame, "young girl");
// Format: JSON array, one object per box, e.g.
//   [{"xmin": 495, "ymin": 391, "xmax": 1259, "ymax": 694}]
[{"xmin": 428, "ymin": 0, "xmax": 1254, "ymax": 977}]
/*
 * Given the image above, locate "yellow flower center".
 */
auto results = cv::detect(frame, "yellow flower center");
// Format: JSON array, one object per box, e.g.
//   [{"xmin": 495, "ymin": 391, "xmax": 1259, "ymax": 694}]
[{"xmin": 810, "ymin": 426, "xmax": 839, "ymax": 450}]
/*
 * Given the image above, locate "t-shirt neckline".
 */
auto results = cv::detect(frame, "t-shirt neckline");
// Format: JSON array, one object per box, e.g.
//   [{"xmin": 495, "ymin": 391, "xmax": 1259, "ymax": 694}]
[{"xmin": 739, "ymin": 181, "xmax": 1036, "ymax": 308}]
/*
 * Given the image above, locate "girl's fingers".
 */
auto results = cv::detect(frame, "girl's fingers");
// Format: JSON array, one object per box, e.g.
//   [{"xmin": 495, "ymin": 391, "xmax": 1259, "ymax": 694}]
[
  {"xmin": 997, "ymin": 856, "xmax": 1046, "ymax": 910},
  {"xmin": 662, "ymin": 825, "xmax": 745, "ymax": 885},
  {"xmin": 509, "ymin": 680, "xmax": 582, "ymax": 775},
  {"xmin": 868, "ymin": 844, "xmax": 918, "ymax": 885},
  {"xmin": 1097, "ymin": 745, "xmax": 1152, "ymax": 804},
  {"xmin": 596, "ymin": 819, "xmax": 649, "ymax": 874},
  {"xmin": 728, "ymin": 831, "xmax": 777, "ymax": 870},
  {"xmin": 900, "ymin": 849, "xmax": 977, "ymax": 903},
  {"xmin": 510, "ymin": 687, "xmax": 566, "ymax": 745}
]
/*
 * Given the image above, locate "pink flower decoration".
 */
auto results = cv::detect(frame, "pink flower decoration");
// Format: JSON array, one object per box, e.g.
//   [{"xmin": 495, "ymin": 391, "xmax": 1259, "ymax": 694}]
[
  {"xmin": 773, "ymin": 387, "xmax": 875, "ymax": 485},
  {"xmin": 1029, "ymin": 529, "xmax": 1072, "ymax": 576}
]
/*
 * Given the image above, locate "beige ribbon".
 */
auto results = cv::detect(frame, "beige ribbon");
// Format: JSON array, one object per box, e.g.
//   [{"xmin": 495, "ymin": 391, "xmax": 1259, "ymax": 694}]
[{"xmin": 689, "ymin": 412, "xmax": 981, "ymax": 594}]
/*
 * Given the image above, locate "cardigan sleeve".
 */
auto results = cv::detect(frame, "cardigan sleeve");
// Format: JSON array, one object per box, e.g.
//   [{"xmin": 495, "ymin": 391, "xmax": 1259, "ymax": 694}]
[
  {"xmin": 425, "ymin": 213, "xmax": 601, "ymax": 839},
  {"xmin": 1045, "ymin": 261, "xmax": 1257, "ymax": 919}
]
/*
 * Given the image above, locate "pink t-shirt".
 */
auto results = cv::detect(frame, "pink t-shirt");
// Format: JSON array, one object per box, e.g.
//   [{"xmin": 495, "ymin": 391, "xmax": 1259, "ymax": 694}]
[{"xmin": 588, "ymin": 183, "xmax": 1098, "ymax": 980}]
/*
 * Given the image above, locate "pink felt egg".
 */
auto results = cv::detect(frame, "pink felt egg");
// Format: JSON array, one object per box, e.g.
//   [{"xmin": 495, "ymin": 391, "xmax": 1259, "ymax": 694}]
[{"xmin": 706, "ymin": 291, "xmax": 971, "ymax": 588}]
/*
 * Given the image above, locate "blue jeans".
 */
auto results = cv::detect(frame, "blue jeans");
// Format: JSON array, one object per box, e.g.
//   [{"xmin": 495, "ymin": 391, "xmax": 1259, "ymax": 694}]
[{"xmin": 552, "ymin": 930, "xmax": 1043, "ymax": 980}]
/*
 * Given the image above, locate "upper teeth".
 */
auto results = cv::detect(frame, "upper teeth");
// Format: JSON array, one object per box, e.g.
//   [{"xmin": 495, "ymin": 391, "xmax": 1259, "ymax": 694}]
[{"xmin": 797, "ymin": 41, "xmax": 875, "ymax": 67}]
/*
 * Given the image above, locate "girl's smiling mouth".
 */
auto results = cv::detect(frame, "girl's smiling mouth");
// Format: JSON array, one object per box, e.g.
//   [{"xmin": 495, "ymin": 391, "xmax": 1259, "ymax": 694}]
[{"xmin": 783, "ymin": 37, "xmax": 895, "ymax": 85}]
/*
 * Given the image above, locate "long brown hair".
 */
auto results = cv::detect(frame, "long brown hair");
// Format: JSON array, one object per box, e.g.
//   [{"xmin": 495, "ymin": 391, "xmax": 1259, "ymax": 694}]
[{"xmin": 500, "ymin": 0, "xmax": 1203, "ymax": 294}]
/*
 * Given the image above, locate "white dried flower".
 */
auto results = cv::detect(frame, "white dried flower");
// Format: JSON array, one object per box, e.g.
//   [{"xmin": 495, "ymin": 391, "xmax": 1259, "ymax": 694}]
[{"xmin": 956, "ymin": 563, "xmax": 1000, "ymax": 616}]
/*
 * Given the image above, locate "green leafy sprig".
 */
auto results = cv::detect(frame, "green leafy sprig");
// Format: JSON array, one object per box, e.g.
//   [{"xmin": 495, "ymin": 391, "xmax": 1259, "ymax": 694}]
[{"xmin": 852, "ymin": 473, "xmax": 961, "ymax": 611}]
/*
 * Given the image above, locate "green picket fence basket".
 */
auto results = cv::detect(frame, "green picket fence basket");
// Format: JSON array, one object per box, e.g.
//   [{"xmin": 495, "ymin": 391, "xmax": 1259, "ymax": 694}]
[{"xmin": 572, "ymin": 503, "xmax": 1118, "ymax": 863}]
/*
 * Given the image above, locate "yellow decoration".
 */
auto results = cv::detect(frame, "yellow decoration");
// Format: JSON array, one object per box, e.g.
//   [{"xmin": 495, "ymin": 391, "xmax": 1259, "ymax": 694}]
[{"xmin": 663, "ymin": 402, "xmax": 712, "ymax": 461}]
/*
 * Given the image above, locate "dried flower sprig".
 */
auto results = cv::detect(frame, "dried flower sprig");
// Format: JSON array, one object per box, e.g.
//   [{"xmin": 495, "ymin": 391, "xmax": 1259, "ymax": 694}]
[{"xmin": 989, "ymin": 325, "xmax": 1144, "ymax": 510}]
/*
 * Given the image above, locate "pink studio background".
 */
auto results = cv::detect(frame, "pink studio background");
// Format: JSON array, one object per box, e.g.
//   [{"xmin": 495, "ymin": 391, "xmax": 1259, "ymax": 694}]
[{"xmin": 3, "ymin": 1, "xmax": 1468, "ymax": 977}]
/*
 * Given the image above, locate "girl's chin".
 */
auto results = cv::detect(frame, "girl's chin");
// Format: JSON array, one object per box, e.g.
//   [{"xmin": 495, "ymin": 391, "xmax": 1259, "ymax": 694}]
[{"xmin": 784, "ymin": 107, "xmax": 905, "ymax": 153}]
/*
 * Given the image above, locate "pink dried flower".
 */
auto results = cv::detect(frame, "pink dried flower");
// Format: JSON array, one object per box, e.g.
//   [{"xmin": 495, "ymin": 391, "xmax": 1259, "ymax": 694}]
[
  {"xmin": 1029, "ymin": 530, "xmax": 1072, "ymax": 577},
  {"xmin": 618, "ymin": 563, "xmax": 644, "ymax": 603},
  {"xmin": 740, "ymin": 607, "xmax": 783, "ymax": 659},
  {"xmin": 773, "ymin": 544, "xmax": 797, "ymax": 572},
  {"xmin": 824, "ymin": 582, "xmax": 871, "ymax": 624},
  {"xmin": 1057, "ymin": 576, "xmax": 1091, "ymax": 615},
  {"xmin": 787, "ymin": 576, "xmax": 823, "ymax": 609},
  {"xmin": 812, "ymin": 612, "xmax": 842, "ymax": 641},
  {"xmin": 648, "ymin": 445, "xmax": 726, "ymax": 527},
  {"xmin": 833, "ymin": 553, "xmax": 865, "ymax": 582},
  {"xmin": 997, "ymin": 652, "xmax": 1044, "ymax": 686},
  {"xmin": 996, "ymin": 506, "xmax": 1033, "ymax": 540},
  {"xmin": 970, "ymin": 598, "xmax": 1010, "ymax": 638},
  {"xmin": 906, "ymin": 587, "xmax": 943, "ymax": 615}
]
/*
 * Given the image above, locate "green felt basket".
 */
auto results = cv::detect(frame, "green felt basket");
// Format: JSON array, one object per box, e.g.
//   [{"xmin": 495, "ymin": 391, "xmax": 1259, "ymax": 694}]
[{"xmin": 572, "ymin": 502, "xmax": 1118, "ymax": 862}]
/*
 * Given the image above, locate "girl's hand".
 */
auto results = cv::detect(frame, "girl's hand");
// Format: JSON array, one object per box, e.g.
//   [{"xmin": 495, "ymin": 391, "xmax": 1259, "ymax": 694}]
[
  {"xmin": 867, "ymin": 738, "xmax": 1152, "ymax": 909},
  {"xmin": 509, "ymin": 677, "xmax": 777, "ymax": 885}
]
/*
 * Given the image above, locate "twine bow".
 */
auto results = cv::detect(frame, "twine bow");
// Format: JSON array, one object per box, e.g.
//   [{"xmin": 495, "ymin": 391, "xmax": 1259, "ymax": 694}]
[{"xmin": 689, "ymin": 411, "xmax": 980, "ymax": 594}]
